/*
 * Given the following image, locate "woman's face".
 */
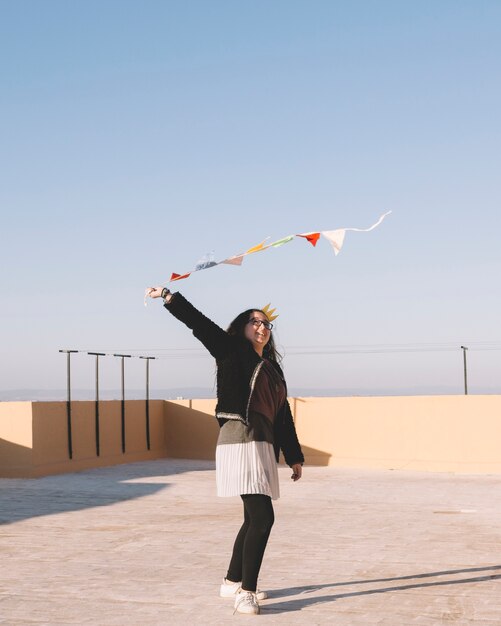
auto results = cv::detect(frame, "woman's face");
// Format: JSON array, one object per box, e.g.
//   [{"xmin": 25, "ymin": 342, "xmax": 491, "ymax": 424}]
[{"xmin": 244, "ymin": 310, "xmax": 271, "ymax": 352}]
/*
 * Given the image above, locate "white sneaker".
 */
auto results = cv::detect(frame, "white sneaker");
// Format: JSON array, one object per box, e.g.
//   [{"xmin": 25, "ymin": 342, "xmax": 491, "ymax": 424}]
[
  {"xmin": 233, "ymin": 590, "xmax": 260, "ymax": 615},
  {"xmin": 220, "ymin": 579, "xmax": 268, "ymax": 601}
]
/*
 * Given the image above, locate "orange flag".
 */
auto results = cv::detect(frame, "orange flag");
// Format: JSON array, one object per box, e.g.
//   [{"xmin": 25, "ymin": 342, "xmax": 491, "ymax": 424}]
[
  {"xmin": 245, "ymin": 238, "xmax": 270, "ymax": 255},
  {"xmin": 297, "ymin": 232, "xmax": 321, "ymax": 247}
]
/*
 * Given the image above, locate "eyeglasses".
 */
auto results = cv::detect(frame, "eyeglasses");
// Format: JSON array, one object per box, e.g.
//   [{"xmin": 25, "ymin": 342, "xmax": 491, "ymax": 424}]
[{"xmin": 248, "ymin": 317, "xmax": 273, "ymax": 331}]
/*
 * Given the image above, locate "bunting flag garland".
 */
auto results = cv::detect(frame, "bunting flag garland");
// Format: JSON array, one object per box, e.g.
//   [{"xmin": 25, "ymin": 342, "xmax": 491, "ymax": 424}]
[{"xmin": 164, "ymin": 211, "xmax": 391, "ymax": 284}]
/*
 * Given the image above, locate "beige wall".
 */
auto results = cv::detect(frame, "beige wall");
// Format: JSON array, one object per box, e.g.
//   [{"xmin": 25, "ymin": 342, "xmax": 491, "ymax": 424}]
[
  {"xmin": 0, "ymin": 402, "xmax": 34, "ymax": 477},
  {"xmin": 164, "ymin": 399, "xmax": 218, "ymax": 460},
  {"xmin": 163, "ymin": 396, "xmax": 501, "ymax": 472},
  {"xmin": 1, "ymin": 396, "xmax": 500, "ymax": 477},
  {"xmin": 0, "ymin": 400, "xmax": 166, "ymax": 477},
  {"xmin": 291, "ymin": 396, "xmax": 501, "ymax": 473}
]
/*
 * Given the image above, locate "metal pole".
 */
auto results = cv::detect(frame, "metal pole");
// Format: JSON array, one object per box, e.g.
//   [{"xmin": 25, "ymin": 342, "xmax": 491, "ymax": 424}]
[
  {"xmin": 460, "ymin": 346, "xmax": 468, "ymax": 395},
  {"xmin": 140, "ymin": 357, "xmax": 155, "ymax": 450},
  {"xmin": 114, "ymin": 354, "xmax": 131, "ymax": 453},
  {"xmin": 88, "ymin": 352, "xmax": 105, "ymax": 456},
  {"xmin": 59, "ymin": 350, "xmax": 78, "ymax": 459}
]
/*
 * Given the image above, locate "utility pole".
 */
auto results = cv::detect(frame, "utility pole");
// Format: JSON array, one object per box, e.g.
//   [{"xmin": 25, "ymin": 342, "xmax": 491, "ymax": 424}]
[
  {"xmin": 460, "ymin": 346, "xmax": 468, "ymax": 395},
  {"xmin": 114, "ymin": 354, "xmax": 131, "ymax": 453},
  {"xmin": 59, "ymin": 350, "xmax": 78, "ymax": 459},
  {"xmin": 88, "ymin": 352, "xmax": 105, "ymax": 456},
  {"xmin": 140, "ymin": 356, "xmax": 156, "ymax": 450}
]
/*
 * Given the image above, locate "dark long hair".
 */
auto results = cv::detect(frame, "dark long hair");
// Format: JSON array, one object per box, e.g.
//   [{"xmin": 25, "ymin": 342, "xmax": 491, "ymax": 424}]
[{"xmin": 227, "ymin": 309, "xmax": 282, "ymax": 363}]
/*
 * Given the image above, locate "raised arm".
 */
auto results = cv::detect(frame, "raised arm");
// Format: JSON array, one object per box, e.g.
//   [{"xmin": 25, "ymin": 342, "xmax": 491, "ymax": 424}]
[{"xmin": 146, "ymin": 287, "xmax": 232, "ymax": 360}]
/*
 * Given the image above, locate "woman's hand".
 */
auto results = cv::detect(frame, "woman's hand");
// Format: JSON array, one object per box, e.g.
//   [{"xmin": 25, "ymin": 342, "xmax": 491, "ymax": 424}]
[
  {"xmin": 144, "ymin": 286, "xmax": 173, "ymax": 306},
  {"xmin": 291, "ymin": 463, "xmax": 302, "ymax": 482},
  {"xmin": 145, "ymin": 287, "xmax": 165, "ymax": 299}
]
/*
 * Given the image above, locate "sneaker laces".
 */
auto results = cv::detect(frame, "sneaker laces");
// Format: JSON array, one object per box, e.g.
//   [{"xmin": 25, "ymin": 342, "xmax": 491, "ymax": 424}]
[{"xmin": 233, "ymin": 591, "xmax": 258, "ymax": 615}]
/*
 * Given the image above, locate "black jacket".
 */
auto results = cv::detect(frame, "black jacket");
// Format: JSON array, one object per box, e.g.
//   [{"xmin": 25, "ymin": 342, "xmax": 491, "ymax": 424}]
[{"xmin": 164, "ymin": 293, "xmax": 304, "ymax": 466}]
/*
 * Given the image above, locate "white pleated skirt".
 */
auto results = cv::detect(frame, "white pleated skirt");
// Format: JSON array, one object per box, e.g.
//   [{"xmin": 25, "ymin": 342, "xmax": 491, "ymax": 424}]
[{"xmin": 216, "ymin": 441, "xmax": 280, "ymax": 500}]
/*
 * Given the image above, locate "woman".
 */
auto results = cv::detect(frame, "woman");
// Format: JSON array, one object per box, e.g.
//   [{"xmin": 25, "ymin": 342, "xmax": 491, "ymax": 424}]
[{"xmin": 146, "ymin": 287, "xmax": 304, "ymax": 616}]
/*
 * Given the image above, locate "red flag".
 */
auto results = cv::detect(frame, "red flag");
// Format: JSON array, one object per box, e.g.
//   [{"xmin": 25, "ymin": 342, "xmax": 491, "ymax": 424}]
[
  {"xmin": 170, "ymin": 272, "xmax": 191, "ymax": 281},
  {"xmin": 297, "ymin": 232, "xmax": 321, "ymax": 247}
]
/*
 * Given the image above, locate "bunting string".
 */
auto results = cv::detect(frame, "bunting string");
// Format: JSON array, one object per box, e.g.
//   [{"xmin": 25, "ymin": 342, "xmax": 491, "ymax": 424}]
[{"xmin": 165, "ymin": 211, "xmax": 391, "ymax": 283}]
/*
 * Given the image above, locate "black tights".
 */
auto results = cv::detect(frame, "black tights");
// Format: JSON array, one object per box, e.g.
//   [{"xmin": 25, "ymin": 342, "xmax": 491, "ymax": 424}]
[{"xmin": 226, "ymin": 494, "xmax": 275, "ymax": 592}]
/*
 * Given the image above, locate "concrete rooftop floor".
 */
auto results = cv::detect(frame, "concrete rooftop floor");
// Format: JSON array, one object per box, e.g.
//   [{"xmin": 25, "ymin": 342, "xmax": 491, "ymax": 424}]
[{"xmin": 0, "ymin": 460, "xmax": 500, "ymax": 625}]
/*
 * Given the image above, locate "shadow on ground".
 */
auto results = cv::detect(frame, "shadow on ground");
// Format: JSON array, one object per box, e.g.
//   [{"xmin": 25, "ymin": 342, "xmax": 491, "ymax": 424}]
[
  {"xmin": 0, "ymin": 458, "xmax": 214, "ymax": 526},
  {"xmin": 263, "ymin": 565, "xmax": 501, "ymax": 613}
]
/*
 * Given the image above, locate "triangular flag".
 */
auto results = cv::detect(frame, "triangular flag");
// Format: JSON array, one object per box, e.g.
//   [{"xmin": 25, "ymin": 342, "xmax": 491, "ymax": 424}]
[
  {"xmin": 245, "ymin": 238, "xmax": 270, "ymax": 255},
  {"xmin": 270, "ymin": 235, "xmax": 294, "ymax": 247},
  {"xmin": 220, "ymin": 255, "xmax": 245, "ymax": 266},
  {"xmin": 194, "ymin": 251, "xmax": 217, "ymax": 271},
  {"xmin": 322, "ymin": 229, "xmax": 346, "ymax": 256},
  {"xmin": 170, "ymin": 272, "xmax": 191, "ymax": 281},
  {"xmin": 297, "ymin": 232, "xmax": 321, "ymax": 247}
]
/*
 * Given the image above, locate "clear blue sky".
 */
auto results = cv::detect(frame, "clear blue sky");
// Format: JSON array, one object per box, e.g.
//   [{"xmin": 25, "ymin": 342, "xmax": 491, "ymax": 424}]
[{"xmin": 1, "ymin": 0, "xmax": 500, "ymax": 398}]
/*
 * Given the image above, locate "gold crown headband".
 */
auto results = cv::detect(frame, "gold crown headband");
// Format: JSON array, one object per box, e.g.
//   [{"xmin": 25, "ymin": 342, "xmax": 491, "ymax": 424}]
[{"xmin": 261, "ymin": 303, "xmax": 278, "ymax": 322}]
